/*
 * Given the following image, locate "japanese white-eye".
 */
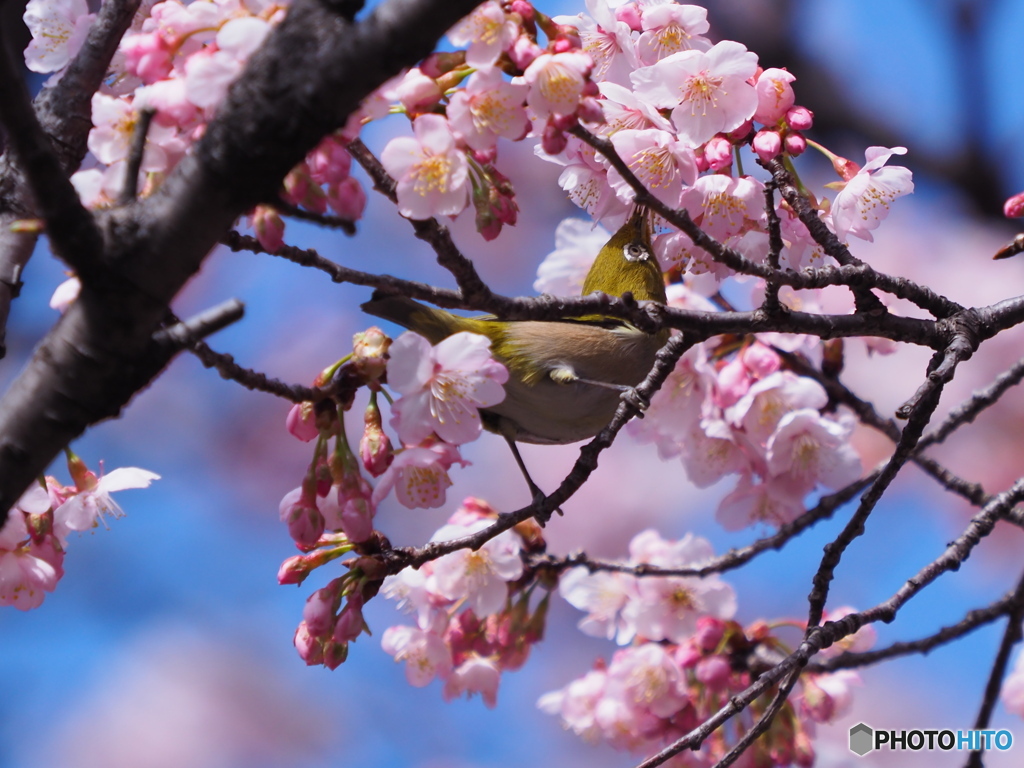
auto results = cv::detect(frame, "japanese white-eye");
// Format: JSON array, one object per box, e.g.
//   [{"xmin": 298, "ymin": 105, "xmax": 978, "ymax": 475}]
[{"xmin": 362, "ymin": 207, "xmax": 668, "ymax": 448}]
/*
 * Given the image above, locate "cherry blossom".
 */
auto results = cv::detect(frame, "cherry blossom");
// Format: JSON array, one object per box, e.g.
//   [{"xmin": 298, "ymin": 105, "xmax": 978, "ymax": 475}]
[
  {"xmin": 371, "ymin": 440, "xmax": 467, "ymax": 509},
  {"xmin": 636, "ymin": 2, "xmax": 711, "ymax": 65},
  {"xmin": 830, "ymin": 146, "xmax": 914, "ymax": 243},
  {"xmin": 22, "ymin": 0, "xmax": 95, "ymax": 75},
  {"xmin": 559, "ymin": 566, "xmax": 637, "ymax": 644},
  {"xmin": 387, "ymin": 331, "xmax": 508, "ymax": 447},
  {"xmin": 447, "ymin": 67, "xmax": 529, "ymax": 151},
  {"xmin": 429, "ymin": 519, "xmax": 524, "ymax": 617},
  {"xmin": 380, "ymin": 114, "xmax": 471, "ymax": 218},
  {"xmin": 446, "ymin": 1, "xmax": 518, "ymax": 68},
  {"xmin": 558, "ymin": 0, "xmax": 638, "ymax": 86},
  {"xmin": 766, "ymin": 409, "xmax": 862, "ymax": 491},
  {"xmin": 381, "ymin": 625, "xmax": 453, "ymax": 686},
  {"xmin": 606, "ymin": 128, "xmax": 698, "ymax": 206},
  {"xmin": 630, "ymin": 40, "xmax": 759, "ymax": 147},
  {"xmin": 523, "ymin": 51, "xmax": 594, "ymax": 119},
  {"xmin": 54, "ymin": 466, "xmax": 161, "ymax": 539},
  {"xmin": 443, "ymin": 654, "xmax": 501, "ymax": 707}
]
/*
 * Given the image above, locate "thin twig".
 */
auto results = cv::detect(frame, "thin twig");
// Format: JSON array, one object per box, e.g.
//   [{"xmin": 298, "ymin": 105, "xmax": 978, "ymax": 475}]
[
  {"xmin": 119, "ymin": 109, "xmax": 155, "ymax": 204},
  {"xmin": 964, "ymin": 569, "xmax": 1024, "ymax": 768}
]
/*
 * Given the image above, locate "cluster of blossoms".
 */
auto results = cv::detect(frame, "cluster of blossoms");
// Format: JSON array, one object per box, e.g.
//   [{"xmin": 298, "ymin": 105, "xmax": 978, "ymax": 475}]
[
  {"xmin": 0, "ymin": 452, "xmax": 157, "ymax": 610},
  {"xmin": 541, "ymin": 529, "xmax": 875, "ymax": 765},
  {"xmin": 379, "ymin": 498, "xmax": 548, "ymax": 706},
  {"xmin": 22, "ymin": 0, "xmax": 933, "ymax": 760},
  {"xmin": 23, "ymin": 0, "xmax": 366, "ymax": 255},
  {"xmin": 278, "ymin": 327, "xmax": 514, "ymax": 670}
]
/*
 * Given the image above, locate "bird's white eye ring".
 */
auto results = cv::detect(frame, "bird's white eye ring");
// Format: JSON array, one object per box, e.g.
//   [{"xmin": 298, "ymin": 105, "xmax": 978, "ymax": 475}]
[{"xmin": 623, "ymin": 243, "xmax": 648, "ymax": 262}]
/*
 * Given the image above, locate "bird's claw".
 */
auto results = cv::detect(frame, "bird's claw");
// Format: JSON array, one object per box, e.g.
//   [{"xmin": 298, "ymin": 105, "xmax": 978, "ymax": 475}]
[{"xmin": 621, "ymin": 387, "xmax": 650, "ymax": 414}]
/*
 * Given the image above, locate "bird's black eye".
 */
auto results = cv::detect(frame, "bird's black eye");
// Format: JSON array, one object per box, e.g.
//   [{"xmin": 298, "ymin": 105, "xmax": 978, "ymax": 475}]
[{"xmin": 623, "ymin": 242, "xmax": 648, "ymax": 262}]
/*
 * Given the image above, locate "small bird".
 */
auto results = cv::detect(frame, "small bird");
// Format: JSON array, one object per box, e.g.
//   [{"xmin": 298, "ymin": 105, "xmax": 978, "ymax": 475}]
[{"xmin": 362, "ymin": 206, "xmax": 669, "ymax": 498}]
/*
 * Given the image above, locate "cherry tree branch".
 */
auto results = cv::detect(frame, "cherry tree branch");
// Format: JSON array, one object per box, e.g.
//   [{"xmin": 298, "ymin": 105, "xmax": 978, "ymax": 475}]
[{"xmin": 0, "ymin": 0, "xmax": 486, "ymax": 517}]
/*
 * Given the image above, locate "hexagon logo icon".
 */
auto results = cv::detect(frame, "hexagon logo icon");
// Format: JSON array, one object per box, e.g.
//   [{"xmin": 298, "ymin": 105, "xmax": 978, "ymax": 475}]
[{"xmin": 849, "ymin": 723, "xmax": 874, "ymax": 756}]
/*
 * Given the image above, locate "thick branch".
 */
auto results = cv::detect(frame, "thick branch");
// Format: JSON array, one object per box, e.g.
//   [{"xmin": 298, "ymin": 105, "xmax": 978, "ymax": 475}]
[{"xmin": 0, "ymin": 0, "xmax": 484, "ymax": 515}]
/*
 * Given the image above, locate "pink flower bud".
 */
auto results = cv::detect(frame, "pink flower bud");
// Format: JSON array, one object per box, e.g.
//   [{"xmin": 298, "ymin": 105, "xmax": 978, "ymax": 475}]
[
  {"xmin": 251, "ymin": 205, "xmax": 284, "ymax": 253},
  {"xmin": 308, "ymin": 137, "xmax": 352, "ymax": 184},
  {"xmin": 695, "ymin": 655, "xmax": 731, "ymax": 691},
  {"xmin": 752, "ymin": 129, "xmax": 782, "ymax": 163},
  {"xmin": 725, "ymin": 120, "xmax": 753, "ymax": 142},
  {"xmin": 541, "ymin": 122, "xmax": 568, "ymax": 155},
  {"xmin": 784, "ymin": 131, "xmax": 807, "ymax": 156},
  {"xmin": 694, "ymin": 616, "xmax": 725, "ymax": 650},
  {"xmin": 785, "ymin": 105, "xmax": 814, "ymax": 131},
  {"xmin": 1005, "ymin": 191, "xmax": 1024, "ymax": 218},
  {"xmin": 472, "ymin": 147, "xmax": 498, "ymax": 165},
  {"xmin": 294, "ymin": 621, "xmax": 324, "ymax": 665},
  {"xmin": 303, "ymin": 587, "xmax": 339, "ymax": 637},
  {"xmin": 753, "ymin": 67, "xmax": 796, "ymax": 125},
  {"xmin": 333, "ymin": 595, "xmax": 365, "ymax": 643},
  {"xmin": 394, "ymin": 68, "xmax": 442, "ymax": 113},
  {"xmin": 360, "ymin": 402, "xmax": 393, "ymax": 477},
  {"xmin": 328, "ymin": 177, "xmax": 366, "ymax": 220},
  {"xmin": 674, "ymin": 642, "xmax": 701, "ymax": 669},
  {"xmin": 576, "ymin": 96, "xmax": 605, "ymax": 125},
  {"xmin": 704, "ymin": 136, "xmax": 733, "ymax": 171},
  {"xmin": 716, "ymin": 358, "xmax": 752, "ymax": 407},
  {"xmin": 277, "ymin": 555, "xmax": 310, "ymax": 585},
  {"xmin": 352, "ymin": 326, "xmax": 390, "ymax": 381},
  {"xmin": 740, "ymin": 343, "xmax": 781, "ymax": 379},
  {"xmin": 340, "ymin": 498, "xmax": 374, "ymax": 542},
  {"xmin": 286, "ymin": 402, "xmax": 319, "ymax": 442},
  {"xmin": 509, "ymin": 35, "xmax": 543, "ymax": 69},
  {"xmin": 615, "ymin": 3, "xmax": 642, "ymax": 31},
  {"xmin": 322, "ymin": 639, "xmax": 349, "ymax": 670},
  {"xmin": 510, "ymin": 0, "xmax": 534, "ymax": 21}
]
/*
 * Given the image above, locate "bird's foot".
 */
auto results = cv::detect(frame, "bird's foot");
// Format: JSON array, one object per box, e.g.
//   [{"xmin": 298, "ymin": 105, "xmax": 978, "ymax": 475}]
[{"xmin": 621, "ymin": 386, "xmax": 650, "ymax": 414}]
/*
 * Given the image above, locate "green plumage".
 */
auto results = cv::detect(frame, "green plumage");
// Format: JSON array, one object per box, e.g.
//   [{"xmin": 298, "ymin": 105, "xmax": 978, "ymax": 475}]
[{"xmin": 361, "ymin": 208, "xmax": 669, "ymax": 445}]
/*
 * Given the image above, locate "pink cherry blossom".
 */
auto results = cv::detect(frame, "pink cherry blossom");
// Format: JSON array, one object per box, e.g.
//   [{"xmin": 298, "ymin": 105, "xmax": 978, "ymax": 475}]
[
  {"xmin": 727, "ymin": 371, "xmax": 829, "ymax": 446},
  {"xmin": 636, "ymin": 2, "xmax": 711, "ymax": 65},
  {"xmin": 680, "ymin": 174, "xmax": 765, "ymax": 243},
  {"xmin": 606, "ymin": 643, "xmax": 689, "ymax": 718},
  {"xmin": 595, "ymin": 81, "xmax": 674, "ymax": 134},
  {"xmin": 766, "ymin": 409, "xmax": 862, "ymax": 490},
  {"xmin": 380, "ymin": 114, "xmax": 470, "ymax": 218},
  {"xmin": 429, "ymin": 519, "xmax": 523, "ymax": 616},
  {"xmin": 534, "ymin": 217, "xmax": 610, "ymax": 296},
  {"xmin": 387, "ymin": 331, "xmax": 508, "ymax": 446},
  {"xmin": 371, "ymin": 440, "xmax": 467, "ymax": 509},
  {"xmin": 544, "ymin": 137, "xmax": 627, "ymax": 221},
  {"xmin": 393, "ymin": 68, "xmax": 442, "ymax": 113},
  {"xmin": 23, "ymin": 0, "xmax": 95, "ymax": 75},
  {"xmin": 607, "ymin": 128, "xmax": 697, "ymax": 207},
  {"xmin": 631, "ymin": 40, "xmax": 759, "ymax": 147},
  {"xmin": 559, "ymin": 566, "xmax": 638, "ymax": 644},
  {"xmin": 381, "ymin": 625, "xmax": 452, "ymax": 686},
  {"xmin": 54, "ymin": 466, "xmax": 160, "ymax": 538},
  {"xmin": 537, "ymin": 668, "xmax": 608, "ymax": 742},
  {"xmin": 523, "ymin": 51, "xmax": 594, "ymax": 119},
  {"xmin": 559, "ymin": 0, "xmax": 638, "ymax": 86},
  {"xmin": 446, "ymin": 67, "xmax": 529, "ymax": 151},
  {"xmin": 447, "ymin": 1, "xmax": 517, "ymax": 68},
  {"xmin": 443, "ymin": 654, "xmax": 501, "ymax": 707},
  {"xmin": 715, "ymin": 471, "xmax": 808, "ymax": 530},
  {"xmin": 830, "ymin": 146, "xmax": 914, "ymax": 243}
]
